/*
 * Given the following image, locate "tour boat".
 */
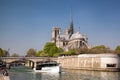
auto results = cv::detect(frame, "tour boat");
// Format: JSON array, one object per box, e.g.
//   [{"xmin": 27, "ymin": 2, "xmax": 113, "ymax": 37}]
[{"xmin": 33, "ymin": 60, "xmax": 61, "ymax": 73}]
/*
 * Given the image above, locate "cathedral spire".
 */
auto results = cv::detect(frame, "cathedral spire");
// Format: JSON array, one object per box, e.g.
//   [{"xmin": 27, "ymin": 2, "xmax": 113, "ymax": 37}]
[{"xmin": 69, "ymin": 8, "xmax": 74, "ymax": 35}]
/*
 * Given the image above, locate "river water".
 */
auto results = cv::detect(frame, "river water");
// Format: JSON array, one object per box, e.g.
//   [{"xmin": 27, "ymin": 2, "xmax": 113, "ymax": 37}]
[{"xmin": 9, "ymin": 67, "xmax": 120, "ymax": 80}]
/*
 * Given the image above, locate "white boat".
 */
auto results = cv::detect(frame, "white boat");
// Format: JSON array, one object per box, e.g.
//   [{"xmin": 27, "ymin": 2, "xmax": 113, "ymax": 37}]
[{"xmin": 33, "ymin": 60, "xmax": 61, "ymax": 73}]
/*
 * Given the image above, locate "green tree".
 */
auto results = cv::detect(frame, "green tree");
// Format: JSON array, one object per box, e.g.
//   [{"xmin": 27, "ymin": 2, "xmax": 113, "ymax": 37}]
[
  {"xmin": 3, "ymin": 50, "xmax": 10, "ymax": 57},
  {"xmin": 115, "ymin": 46, "xmax": 120, "ymax": 54},
  {"xmin": 63, "ymin": 49, "xmax": 76, "ymax": 55},
  {"xmin": 11, "ymin": 53, "xmax": 19, "ymax": 57},
  {"xmin": 0, "ymin": 48, "xmax": 4, "ymax": 57},
  {"xmin": 43, "ymin": 42, "xmax": 56, "ymax": 53},
  {"xmin": 49, "ymin": 46, "xmax": 58, "ymax": 57},
  {"xmin": 76, "ymin": 47, "xmax": 89, "ymax": 54},
  {"xmin": 43, "ymin": 42, "xmax": 58, "ymax": 57},
  {"xmin": 57, "ymin": 48, "xmax": 64, "ymax": 53},
  {"xmin": 89, "ymin": 45, "xmax": 110, "ymax": 54},
  {"xmin": 43, "ymin": 42, "xmax": 64, "ymax": 57},
  {"xmin": 26, "ymin": 48, "xmax": 36, "ymax": 57},
  {"xmin": 36, "ymin": 50, "xmax": 47, "ymax": 57}
]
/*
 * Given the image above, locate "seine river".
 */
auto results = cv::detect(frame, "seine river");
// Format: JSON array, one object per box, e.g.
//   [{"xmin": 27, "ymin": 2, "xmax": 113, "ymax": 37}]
[{"xmin": 9, "ymin": 67, "xmax": 120, "ymax": 80}]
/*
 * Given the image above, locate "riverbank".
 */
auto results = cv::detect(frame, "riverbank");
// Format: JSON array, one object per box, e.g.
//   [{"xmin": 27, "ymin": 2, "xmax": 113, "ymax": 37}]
[
  {"xmin": 59, "ymin": 53, "xmax": 120, "ymax": 72},
  {"xmin": 0, "ymin": 74, "xmax": 10, "ymax": 80}
]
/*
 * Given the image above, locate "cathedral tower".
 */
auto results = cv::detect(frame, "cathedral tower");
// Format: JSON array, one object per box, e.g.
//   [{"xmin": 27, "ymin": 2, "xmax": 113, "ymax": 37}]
[{"xmin": 51, "ymin": 27, "xmax": 61, "ymax": 43}]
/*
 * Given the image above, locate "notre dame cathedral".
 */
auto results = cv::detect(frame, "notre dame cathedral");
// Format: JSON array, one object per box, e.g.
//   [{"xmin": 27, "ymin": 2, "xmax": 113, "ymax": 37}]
[{"xmin": 51, "ymin": 15, "xmax": 89, "ymax": 51}]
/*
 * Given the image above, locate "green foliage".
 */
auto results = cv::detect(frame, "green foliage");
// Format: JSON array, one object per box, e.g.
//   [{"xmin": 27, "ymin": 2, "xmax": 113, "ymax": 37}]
[
  {"xmin": 43, "ymin": 42, "xmax": 56, "ymax": 53},
  {"xmin": 63, "ymin": 49, "xmax": 76, "ymax": 55},
  {"xmin": 36, "ymin": 50, "xmax": 42, "ymax": 57},
  {"xmin": 53, "ymin": 53, "xmax": 60, "ymax": 57},
  {"xmin": 49, "ymin": 46, "xmax": 58, "ymax": 57},
  {"xmin": 43, "ymin": 42, "xmax": 57, "ymax": 57},
  {"xmin": 36, "ymin": 50, "xmax": 48, "ymax": 57},
  {"xmin": 33, "ymin": 44, "xmax": 116, "ymax": 57},
  {"xmin": 57, "ymin": 48, "xmax": 64, "ymax": 53},
  {"xmin": 11, "ymin": 53, "xmax": 19, "ymax": 57},
  {"xmin": 3, "ymin": 50, "xmax": 10, "ymax": 57},
  {"xmin": 26, "ymin": 48, "xmax": 36, "ymax": 57},
  {"xmin": 76, "ymin": 47, "xmax": 89, "ymax": 54},
  {"xmin": 43, "ymin": 42, "xmax": 64, "ymax": 57},
  {"xmin": 115, "ymin": 46, "xmax": 120, "ymax": 54},
  {"xmin": 0, "ymin": 48, "xmax": 9, "ymax": 57},
  {"xmin": 0, "ymin": 48, "xmax": 4, "ymax": 57},
  {"xmin": 89, "ymin": 45, "xmax": 110, "ymax": 54},
  {"xmin": 69, "ymin": 49, "xmax": 76, "ymax": 55}
]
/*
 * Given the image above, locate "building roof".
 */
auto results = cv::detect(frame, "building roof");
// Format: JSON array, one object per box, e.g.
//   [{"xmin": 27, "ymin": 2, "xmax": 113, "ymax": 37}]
[
  {"xmin": 59, "ymin": 34, "xmax": 70, "ymax": 41},
  {"xmin": 70, "ymin": 32, "xmax": 85, "ymax": 40}
]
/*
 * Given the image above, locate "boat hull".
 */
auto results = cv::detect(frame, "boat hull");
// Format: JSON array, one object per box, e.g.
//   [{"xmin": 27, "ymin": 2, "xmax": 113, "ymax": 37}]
[{"xmin": 33, "ymin": 66, "xmax": 61, "ymax": 73}]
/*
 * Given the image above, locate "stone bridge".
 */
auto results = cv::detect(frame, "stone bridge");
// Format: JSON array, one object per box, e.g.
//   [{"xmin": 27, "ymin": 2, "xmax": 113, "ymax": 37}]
[{"xmin": 0, "ymin": 57, "xmax": 58, "ymax": 69}]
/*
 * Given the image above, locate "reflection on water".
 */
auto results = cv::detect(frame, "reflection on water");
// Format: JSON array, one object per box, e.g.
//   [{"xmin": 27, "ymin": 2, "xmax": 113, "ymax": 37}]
[
  {"xmin": 10, "ymin": 72, "xmax": 61, "ymax": 80},
  {"xmin": 9, "ymin": 68, "xmax": 120, "ymax": 80},
  {"xmin": 63, "ymin": 69, "xmax": 120, "ymax": 80}
]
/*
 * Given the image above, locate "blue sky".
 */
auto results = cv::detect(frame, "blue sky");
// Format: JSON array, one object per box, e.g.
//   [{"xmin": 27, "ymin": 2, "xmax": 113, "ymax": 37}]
[{"xmin": 0, "ymin": 0, "xmax": 120, "ymax": 56}]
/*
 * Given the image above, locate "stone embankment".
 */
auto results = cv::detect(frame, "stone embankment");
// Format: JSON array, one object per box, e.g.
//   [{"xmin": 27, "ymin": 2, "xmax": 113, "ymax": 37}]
[{"xmin": 58, "ymin": 53, "xmax": 120, "ymax": 71}]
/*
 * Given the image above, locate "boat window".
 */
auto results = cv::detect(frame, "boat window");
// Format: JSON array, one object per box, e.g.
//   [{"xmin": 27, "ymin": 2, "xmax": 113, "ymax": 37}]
[{"xmin": 106, "ymin": 64, "xmax": 116, "ymax": 68}]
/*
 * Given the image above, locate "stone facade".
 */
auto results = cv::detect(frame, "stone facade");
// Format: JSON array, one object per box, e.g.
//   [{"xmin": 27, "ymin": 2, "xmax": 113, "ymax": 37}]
[
  {"xmin": 58, "ymin": 53, "xmax": 120, "ymax": 71},
  {"xmin": 51, "ymin": 17, "xmax": 89, "ymax": 51}
]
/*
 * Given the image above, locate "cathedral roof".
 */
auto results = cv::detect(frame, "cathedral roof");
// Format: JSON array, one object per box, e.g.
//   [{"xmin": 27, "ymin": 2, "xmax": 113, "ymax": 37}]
[
  {"xmin": 70, "ymin": 32, "xmax": 85, "ymax": 40},
  {"xmin": 60, "ymin": 34, "xmax": 70, "ymax": 41}
]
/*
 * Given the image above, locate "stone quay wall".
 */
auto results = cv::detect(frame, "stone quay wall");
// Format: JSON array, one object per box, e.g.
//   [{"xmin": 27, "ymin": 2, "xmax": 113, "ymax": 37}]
[{"xmin": 58, "ymin": 54, "xmax": 120, "ymax": 71}]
